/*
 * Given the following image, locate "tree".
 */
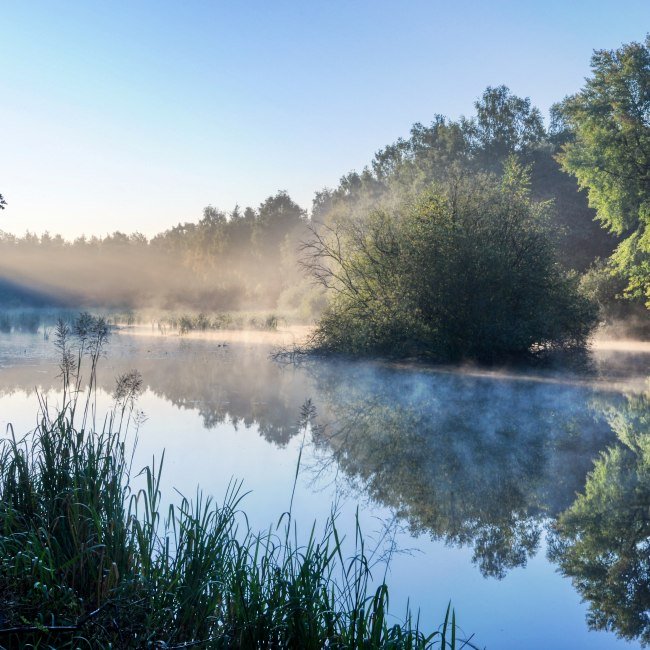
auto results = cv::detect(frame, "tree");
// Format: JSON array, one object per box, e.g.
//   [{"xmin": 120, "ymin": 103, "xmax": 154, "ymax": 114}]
[
  {"xmin": 468, "ymin": 85, "xmax": 546, "ymax": 171},
  {"xmin": 303, "ymin": 161, "xmax": 597, "ymax": 361},
  {"xmin": 0, "ymin": 193, "xmax": 6, "ymax": 209},
  {"xmin": 316, "ymin": 87, "xmax": 616, "ymax": 272},
  {"xmin": 557, "ymin": 36, "xmax": 650, "ymax": 305},
  {"xmin": 255, "ymin": 190, "xmax": 306, "ymax": 253}
]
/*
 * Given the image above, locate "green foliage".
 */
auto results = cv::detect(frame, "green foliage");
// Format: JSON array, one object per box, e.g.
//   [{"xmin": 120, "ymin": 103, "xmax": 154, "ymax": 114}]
[
  {"xmin": 579, "ymin": 259, "xmax": 650, "ymax": 335},
  {"xmin": 557, "ymin": 36, "xmax": 650, "ymax": 305},
  {"xmin": 277, "ymin": 278, "xmax": 328, "ymax": 321},
  {"xmin": 172, "ymin": 310, "xmax": 282, "ymax": 334},
  {"xmin": 582, "ymin": 267, "xmax": 614, "ymax": 307},
  {"xmin": 467, "ymin": 85, "xmax": 546, "ymax": 169},
  {"xmin": 316, "ymin": 86, "xmax": 616, "ymax": 273},
  {"xmin": 550, "ymin": 392, "xmax": 650, "ymax": 644},
  {"xmin": 305, "ymin": 163, "xmax": 598, "ymax": 362}
]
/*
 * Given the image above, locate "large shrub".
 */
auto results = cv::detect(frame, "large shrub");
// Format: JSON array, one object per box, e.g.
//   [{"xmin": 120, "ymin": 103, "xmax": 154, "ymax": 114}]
[{"xmin": 303, "ymin": 162, "xmax": 597, "ymax": 361}]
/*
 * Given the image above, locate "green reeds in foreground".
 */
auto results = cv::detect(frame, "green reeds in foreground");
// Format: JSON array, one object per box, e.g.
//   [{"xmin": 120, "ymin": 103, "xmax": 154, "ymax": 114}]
[{"xmin": 0, "ymin": 314, "xmax": 474, "ymax": 649}]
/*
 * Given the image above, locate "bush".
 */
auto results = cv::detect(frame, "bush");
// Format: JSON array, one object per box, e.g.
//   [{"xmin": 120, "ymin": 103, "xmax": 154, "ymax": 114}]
[
  {"xmin": 303, "ymin": 162, "xmax": 598, "ymax": 362},
  {"xmin": 278, "ymin": 279, "xmax": 328, "ymax": 321},
  {"xmin": 580, "ymin": 259, "xmax": 631, "ymax": 320}
]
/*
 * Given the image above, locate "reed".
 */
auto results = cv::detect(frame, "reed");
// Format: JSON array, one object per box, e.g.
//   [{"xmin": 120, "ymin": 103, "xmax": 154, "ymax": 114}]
[{"xmin": 0, "ymin": 314, "xmax": 474, "ymax": 649}]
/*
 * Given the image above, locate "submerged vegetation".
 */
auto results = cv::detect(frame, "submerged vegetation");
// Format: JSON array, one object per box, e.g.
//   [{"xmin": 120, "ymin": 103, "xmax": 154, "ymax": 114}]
[{"xmin": 0, "ymin": 314, "xmax": 471, "ymax": 649}]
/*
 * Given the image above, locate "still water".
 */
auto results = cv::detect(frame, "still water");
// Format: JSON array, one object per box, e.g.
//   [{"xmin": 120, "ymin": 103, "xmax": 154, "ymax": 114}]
[{"xmin": 0, "ymin": 327, "xmax": 649, "ymax": 649}]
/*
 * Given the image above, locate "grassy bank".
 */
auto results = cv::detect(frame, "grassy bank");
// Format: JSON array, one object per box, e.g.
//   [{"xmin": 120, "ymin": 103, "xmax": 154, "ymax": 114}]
[{"xmin": 0, "ymin": 314, "xmax": 471, "ymax": 649}]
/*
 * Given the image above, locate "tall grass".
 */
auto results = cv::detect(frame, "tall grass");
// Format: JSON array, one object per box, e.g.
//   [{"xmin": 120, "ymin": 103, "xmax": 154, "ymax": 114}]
[{"xmin": 0, "ymin": 314, "xmax": 473, "ymax": 649}]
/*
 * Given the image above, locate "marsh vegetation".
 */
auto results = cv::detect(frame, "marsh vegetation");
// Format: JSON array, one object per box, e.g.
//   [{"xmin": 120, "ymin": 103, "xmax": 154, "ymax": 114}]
[{"xmin": 0, "ymin": 316, "xmax": 470, "ymax": 649}]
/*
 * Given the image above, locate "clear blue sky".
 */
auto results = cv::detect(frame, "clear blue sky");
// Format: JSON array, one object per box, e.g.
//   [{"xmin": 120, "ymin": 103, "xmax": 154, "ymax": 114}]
[{"xmin": 1, "ymin": 1, "xmax": 649, "ymax": 238}]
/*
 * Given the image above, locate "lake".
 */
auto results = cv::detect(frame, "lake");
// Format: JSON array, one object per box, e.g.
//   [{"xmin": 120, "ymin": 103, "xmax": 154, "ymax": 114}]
[{"xmin": 0, "ymin": 326, "xmax": 648, "ymax": 649}]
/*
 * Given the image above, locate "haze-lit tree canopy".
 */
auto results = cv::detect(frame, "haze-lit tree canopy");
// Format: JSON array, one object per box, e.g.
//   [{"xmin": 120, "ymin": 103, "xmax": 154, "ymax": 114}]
[
  {"xmin": 0, "ymin": 191, "xmax": 311, "ymax": 312},
  {"xmin": 558, "ymin": 36, "xmax": 650, "ymax": 305},
  {"xmin": 317, "ymin": 86, "xmax": 616, "ymax": 273},
  {"xmin": 304, "ymin": 160, "xmax": 597, "ymax": 361}
]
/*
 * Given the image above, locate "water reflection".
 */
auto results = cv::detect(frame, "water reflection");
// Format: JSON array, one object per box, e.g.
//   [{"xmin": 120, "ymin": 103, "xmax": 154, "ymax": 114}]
[
  {"xmin": 304, "ymin": 362, "xmax": 617, "ymax": 578},
  {"xmin": 1, "ymin": 332, "xmax": 649, "ymax": 645},
  {"xmin": 305, "ymin": 362, "xmax": 650, "ymax": 644},
  {"xmin": 0, "ymin": 336, "xmax": 310, "ymax": 445},
  {"xmin": 549, "ymin": 391, "xmax": 650, "ymax": 645}
]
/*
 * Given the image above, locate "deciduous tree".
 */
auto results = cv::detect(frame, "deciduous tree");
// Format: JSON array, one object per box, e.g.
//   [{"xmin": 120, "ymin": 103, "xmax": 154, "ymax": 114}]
[{"xmin": 558, "ymin": 36, "xmax": 650, "ymax": 304}]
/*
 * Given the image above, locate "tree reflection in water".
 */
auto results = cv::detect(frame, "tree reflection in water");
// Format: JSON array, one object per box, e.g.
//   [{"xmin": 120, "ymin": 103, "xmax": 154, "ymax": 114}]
[
  {"xmin": 1, "ymin": 335, "xmax": 648, "ymax": 642},
  {"xmin": 304, "ymin": 361, "xmax": 615, "ymax": 579},
  {"xmin": 550, "ymin": 391, "xmax": 650, "ymax": 645},
  {"xmin": 307, "ymin": 362, "xmax": 650, "ymax": 643}
]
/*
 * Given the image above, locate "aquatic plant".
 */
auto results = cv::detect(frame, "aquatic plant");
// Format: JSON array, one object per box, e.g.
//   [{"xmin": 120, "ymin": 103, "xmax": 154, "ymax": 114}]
[
  {"xmin": 173, "ymin": 310, "xmax": 283, "ymax": 335},
  {"xmin": 0, "ymin": 313, "xmax": 473, "ymax": 649}
]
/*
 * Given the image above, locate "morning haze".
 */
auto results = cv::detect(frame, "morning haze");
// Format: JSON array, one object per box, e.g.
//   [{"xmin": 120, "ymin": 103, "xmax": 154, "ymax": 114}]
[{"xmin": 0, "ymin": 3, "xmax": 649, "ymax": 649}]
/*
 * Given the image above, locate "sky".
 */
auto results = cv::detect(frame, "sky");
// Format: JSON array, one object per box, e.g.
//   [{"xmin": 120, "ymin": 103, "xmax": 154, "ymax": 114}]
[{"xmin": 1, "ymin": 1, "xmax": 649, "ymax": 239}]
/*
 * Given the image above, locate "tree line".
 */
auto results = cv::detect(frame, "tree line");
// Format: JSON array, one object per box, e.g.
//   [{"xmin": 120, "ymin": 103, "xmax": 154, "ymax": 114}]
[
  {"xmin": 0, "ymin": 191, "xmax": 316, "ymax": 313},
  {"xmin": 304, "ymin": 36, "xmax": 650, "ymax": 359},
  {"xmin": 1, "ymin": 36, "xmax": 649, "ymax": 358}
]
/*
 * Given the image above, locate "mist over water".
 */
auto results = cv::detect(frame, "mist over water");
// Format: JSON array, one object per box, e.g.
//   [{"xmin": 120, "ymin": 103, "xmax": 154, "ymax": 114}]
[
  {"xmin": 0, "ymin": 326, "xmax": 648, "ymax": 648},
  {"xmin": 3, "ymin": 9, "xmax": 650, "ymax": 648}
]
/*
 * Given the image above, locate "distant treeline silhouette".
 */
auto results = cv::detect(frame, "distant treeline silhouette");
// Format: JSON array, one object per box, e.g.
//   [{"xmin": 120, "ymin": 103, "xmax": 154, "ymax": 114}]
[{"xmin": 0, "ymin": 192, "xmax": 318, "ymax": 313}]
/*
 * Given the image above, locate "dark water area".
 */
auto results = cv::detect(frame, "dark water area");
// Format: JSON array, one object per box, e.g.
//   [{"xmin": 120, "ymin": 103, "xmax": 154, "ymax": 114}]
[{"xmin": 0, "ymin": 329, "xmax": 649, "ymax": 649}]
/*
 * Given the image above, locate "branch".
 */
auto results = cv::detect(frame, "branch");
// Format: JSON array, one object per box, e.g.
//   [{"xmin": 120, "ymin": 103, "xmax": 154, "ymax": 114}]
[{"xmin": 0, "ymin": 602, "xmax": 109, "ymax": 636}]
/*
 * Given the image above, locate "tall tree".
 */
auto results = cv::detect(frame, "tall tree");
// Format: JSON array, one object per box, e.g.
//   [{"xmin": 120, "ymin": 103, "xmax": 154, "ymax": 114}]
[
  {"xmin": 254, "ymin": 190, "xmax": 306, "ymax": 255},
  {"xmin": 317, "ymin": 86, "xmax": 615, "ymax": 271},
  {"xmin": 557, "ymin": 36, "xmax": 650, "ymax": 305},
  {"xmin": 468, "ymin": 85, "xmax": 546, "ymax": 171}
]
